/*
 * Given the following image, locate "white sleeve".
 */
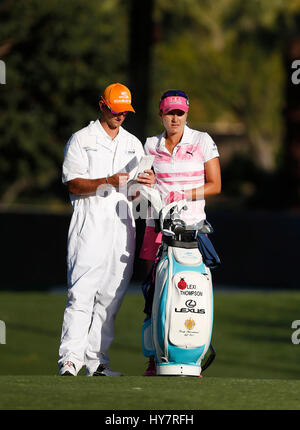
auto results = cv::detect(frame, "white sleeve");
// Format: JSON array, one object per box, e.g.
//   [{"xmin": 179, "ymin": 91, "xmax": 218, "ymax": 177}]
[
  {"xmin": 144, "ymin": 139, "xmax": 150, "ymax": 156},
  {"xmin": 136, "ymin": 139, "xmax": 146, "ymax": 161},
  {"xmin": 202, "ymin": 133, "xmax": 219, "ymax": 162},
  {"xmin": 62, "ymin": 134, "xmax": 89, "ymax": 183}
]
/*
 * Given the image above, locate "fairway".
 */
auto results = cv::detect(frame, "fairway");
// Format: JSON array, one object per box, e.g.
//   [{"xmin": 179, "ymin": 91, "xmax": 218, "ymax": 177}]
[
  {"xmin": 1, "ymin": 375, "xmax": 300, "ymax": 410},
  {"xmin": 0, "ymin": 289, "xmax": 300, "ymax": 410}
]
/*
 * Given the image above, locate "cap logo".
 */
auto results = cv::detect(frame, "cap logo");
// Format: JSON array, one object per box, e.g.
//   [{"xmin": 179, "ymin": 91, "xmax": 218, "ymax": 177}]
[
  {"xmin": 118, "ymin": 92, "xmax": 129, "ymax": 99},
  {"xmin": 168, "ymin": 96, "xmax": 187, "ymax": 105},
  {"xmin": 114, "ymin": 99, "xmax": 132, "ymax": 103}
]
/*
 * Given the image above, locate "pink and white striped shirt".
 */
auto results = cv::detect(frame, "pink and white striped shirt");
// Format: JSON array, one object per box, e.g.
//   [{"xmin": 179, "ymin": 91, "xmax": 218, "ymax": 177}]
[{"xmin": 145, "ymin": 125, "xmax": 219, "ymax": 227}]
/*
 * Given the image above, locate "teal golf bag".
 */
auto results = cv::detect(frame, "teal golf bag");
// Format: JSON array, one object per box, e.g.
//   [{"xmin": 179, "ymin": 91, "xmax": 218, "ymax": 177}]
[{"xmin": 140, "ymin": 192, "xmax": 217, "ymax": 377}]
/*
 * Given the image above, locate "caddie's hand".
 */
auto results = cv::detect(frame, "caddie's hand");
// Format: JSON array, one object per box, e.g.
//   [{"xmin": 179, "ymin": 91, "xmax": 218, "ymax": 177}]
[
  {"xmin": 137, "ymin": 169, "xmax": 155, "ymax": 188},
  {"xmin": 107, "ymin": 173, "xmax": 130, "ymax": 188}
]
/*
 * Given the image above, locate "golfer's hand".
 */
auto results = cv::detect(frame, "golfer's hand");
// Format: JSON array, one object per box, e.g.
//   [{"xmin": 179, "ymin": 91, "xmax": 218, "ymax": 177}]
[
  {"xmin": 108, "ymin": 173, "xmax": 130, "ymax": 188},
  {"xmin": 137, "ymin": 169, "xmax": 155, "ymax": 188},
  {"xmin": 165, "ymin": 191, "xmax": 187, "ymax": 205}
]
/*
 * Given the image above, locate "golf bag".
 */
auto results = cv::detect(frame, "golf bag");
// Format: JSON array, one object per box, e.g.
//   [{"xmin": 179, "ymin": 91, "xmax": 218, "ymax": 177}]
[{"xmin": 140, "ymin": 190, "xmax": 218, "ymax": 377}]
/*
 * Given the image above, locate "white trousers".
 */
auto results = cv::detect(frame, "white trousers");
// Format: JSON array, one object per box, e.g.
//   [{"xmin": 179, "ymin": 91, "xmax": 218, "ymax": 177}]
[{"xmin": 58, "ymin": 197, "xmax": 136, "ymax": 374}]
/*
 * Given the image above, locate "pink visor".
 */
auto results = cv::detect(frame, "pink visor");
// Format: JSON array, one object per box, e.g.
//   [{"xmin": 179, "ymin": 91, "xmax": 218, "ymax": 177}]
[{"xmin": 160, "ymin": 96, "xmax": 189, "ymax": 114}]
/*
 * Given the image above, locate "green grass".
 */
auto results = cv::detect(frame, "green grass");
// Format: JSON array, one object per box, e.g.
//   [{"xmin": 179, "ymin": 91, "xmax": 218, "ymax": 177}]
[
  {"xmin": 0, "ymin": 290, "xmax": 300, "ymax": 409},
  {"xmin": 1, "ymin": 376, "xmax": 300, "ymax": 410}
]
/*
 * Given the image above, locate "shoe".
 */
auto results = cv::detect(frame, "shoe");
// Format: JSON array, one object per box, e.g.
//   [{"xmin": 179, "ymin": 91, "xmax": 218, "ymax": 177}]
[
  {"xmin": 93, "ymin": 364, "xmax": 123, "ymax": 377},
  {"xmin": 143, "ymin": 357, "xmax": 156, "ymax": 376},
  {"xmin": 58, "ymin": 361, "xmax": 77, "ymax": 376}
]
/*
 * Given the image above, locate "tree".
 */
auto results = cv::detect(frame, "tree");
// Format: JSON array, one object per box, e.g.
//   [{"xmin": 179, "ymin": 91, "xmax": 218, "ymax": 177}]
[
  {"xmin": 0, "ymin": 0, "xmax": 128, "ymax": 205},
  {"xmin": 126, "ymin": 0, "xmax": 155, "ymax": 143},
  {"xmin": 149, "ymin": 0, "xmax": 288, "ymax": 171}
]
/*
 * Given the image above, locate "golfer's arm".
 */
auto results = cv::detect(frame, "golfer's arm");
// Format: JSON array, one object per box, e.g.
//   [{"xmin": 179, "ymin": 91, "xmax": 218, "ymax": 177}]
[
  {"xmin": 185, "ymin": 157, "xmax": 221, "ymax": 201},
  {"xmin": 67, "ymin": 177, "xmax": 107, "ymax": 195}
]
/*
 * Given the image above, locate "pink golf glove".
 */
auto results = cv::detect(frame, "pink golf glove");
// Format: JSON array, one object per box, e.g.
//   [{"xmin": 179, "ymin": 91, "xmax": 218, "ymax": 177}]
[{"xmin": 164, "ymin": 191, "xmax": 186, "ymax": 205}]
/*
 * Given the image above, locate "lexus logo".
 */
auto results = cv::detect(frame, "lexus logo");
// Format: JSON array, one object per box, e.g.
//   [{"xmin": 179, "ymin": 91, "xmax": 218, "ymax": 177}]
[{"xmin": 185, "ymin": 300, "xmax": 196, "ymax": 308}]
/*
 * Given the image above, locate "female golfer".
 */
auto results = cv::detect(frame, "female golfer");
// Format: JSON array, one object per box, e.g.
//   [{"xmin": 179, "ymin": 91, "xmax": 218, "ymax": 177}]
[{"xmin": 139, "ymin": 89, "xmax": 221, "ymax": 376}]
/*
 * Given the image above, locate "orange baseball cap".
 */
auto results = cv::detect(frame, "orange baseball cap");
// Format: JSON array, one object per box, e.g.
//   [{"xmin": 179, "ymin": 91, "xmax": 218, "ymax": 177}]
[{"xmin": 102, "ymin": 83, "xmax": 135, "ymax": 113}]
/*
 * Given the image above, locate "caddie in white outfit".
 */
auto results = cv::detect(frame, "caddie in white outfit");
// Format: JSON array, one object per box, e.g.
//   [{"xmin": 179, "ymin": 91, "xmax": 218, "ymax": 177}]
[{"xmin": 58, "ymin": 83, "xmax": 155, "ymax": 377}]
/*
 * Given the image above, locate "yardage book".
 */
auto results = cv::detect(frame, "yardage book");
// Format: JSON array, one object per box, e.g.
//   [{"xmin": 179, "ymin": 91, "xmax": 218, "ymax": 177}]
[{"xmin": 133, "ymin": 155, "xmax": 155, "ymax": 180}]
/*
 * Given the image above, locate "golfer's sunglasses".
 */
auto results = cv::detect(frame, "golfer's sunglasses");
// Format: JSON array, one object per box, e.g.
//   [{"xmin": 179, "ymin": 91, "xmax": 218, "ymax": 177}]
[{"xmin": 102, "ymin": 99, "xmax": 128, "ymax": 117}]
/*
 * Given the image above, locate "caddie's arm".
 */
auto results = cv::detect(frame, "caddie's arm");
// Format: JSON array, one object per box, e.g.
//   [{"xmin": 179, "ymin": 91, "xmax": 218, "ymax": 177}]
[
  {"xmin": 67, "ymin": 173, "xmax": 130, "ymax": 195},
  {"xmin": 185, "ymin": 158, "xmax": 221, "ymax": 201}
]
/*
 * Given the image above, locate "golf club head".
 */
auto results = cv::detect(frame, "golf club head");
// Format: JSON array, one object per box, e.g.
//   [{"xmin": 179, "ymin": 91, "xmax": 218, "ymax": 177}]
[{"xmin": 159, "ymin": 199, "xmax": 188, "ymax": 232}]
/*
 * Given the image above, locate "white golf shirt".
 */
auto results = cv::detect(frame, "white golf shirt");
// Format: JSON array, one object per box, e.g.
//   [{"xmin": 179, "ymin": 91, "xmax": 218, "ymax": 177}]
[{"xmin": 62, "ymin": 119, "xmax": 145, "ymax": 209}]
